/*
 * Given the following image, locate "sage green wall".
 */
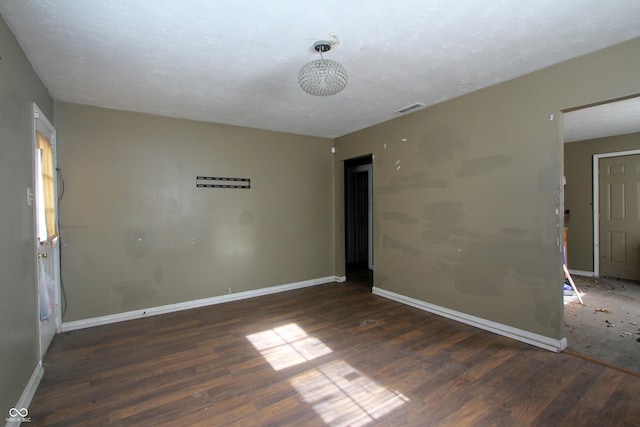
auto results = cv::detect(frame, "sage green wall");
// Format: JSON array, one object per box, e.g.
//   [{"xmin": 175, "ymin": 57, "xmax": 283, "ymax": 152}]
[
  {"xmin": 0, "ymin": 15, "xmax": 54, "ymax": 414},
  {"xmin": 335, "ymin": 37, "xmax": 640, "ymax": 340},
  {"xmin": 55, "ymin": 102, "xmax": 335, "ymax": 321},
  {"xmin": 564, "ymin": 132, "xmax": 640, "ymax": 272}
]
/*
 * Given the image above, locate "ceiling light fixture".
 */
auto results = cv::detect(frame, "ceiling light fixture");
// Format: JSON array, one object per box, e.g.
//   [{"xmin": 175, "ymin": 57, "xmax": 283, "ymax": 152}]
[{"xmin": 298, "ymin": 41, "xmax": 348, "ymax": 96}]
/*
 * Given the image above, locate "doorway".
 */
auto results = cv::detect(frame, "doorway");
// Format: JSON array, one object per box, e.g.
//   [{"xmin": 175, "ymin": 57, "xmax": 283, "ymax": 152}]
[
  {"xmin": 344, "ymin": 155, "xmax": 373, "ymax": 288},
  {"xmin": 33, "ymin": 104, "xmax": 61, "ymax": 361},
  {"xmin": 563, "ymin": 96, "xmax": 640, "ymax": 373}
]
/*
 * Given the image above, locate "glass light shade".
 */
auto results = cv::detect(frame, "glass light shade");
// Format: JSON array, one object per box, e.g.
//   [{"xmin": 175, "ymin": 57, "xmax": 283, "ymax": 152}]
[{"xmin": 298, "ymin": 58, "xmax": 348, "ymax": 96}]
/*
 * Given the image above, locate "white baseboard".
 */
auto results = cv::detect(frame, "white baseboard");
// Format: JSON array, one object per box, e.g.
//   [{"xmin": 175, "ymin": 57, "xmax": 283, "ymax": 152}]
[
  {"xmin": 335, "ymin": 276, "xmax": 346, "ymax": 283},
  {"xmin": 62, "ymin": 276, "xmax": 341, "ymax": 332},
  {"xmin": 5, "ymin": 362, "xmax": 43, "ymax": 426},
  {"xmin": 568, "ymin": 269, "xmax": 594, "ymax": 278},
  {"xmin": 372, "ymin": 287, "xmax": 567, "ymax": 353}
]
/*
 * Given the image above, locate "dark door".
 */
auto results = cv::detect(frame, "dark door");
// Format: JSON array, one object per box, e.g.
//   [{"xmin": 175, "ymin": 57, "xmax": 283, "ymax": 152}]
[
  {"xmin": 344, "ymin": 155, "xmax": 373, "ymax": 287},
  {"xmin": 352, "ymin": 170, "xmax": 369, "ymax": 264}
]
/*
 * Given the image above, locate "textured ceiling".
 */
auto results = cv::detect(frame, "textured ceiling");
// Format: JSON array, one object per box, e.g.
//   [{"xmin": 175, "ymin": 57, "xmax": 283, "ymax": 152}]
[
  {"xmin": 564, "ymin": 97, "xmax": 640, "ymax": 143},
  {"xmin": 1, "ymin": 0, "xmax": 639, "ymax": 138}
]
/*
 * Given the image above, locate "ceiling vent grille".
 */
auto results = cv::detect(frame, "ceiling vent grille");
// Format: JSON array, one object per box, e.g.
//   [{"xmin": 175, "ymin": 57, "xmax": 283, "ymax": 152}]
[{"xmin": 395, "ymin": 103, "xmax": 425, "ymax": 114}]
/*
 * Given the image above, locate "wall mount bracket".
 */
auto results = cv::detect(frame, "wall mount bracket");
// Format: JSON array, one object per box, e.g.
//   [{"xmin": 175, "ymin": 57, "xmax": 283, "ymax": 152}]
[{"xmin": 196, "ymin": 176, "xmax": 251, "ymax": 189}]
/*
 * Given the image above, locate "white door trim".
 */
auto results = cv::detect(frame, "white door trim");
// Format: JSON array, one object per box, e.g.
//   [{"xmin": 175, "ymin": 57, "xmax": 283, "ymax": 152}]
[{"xmin": 592, "ymin": 149, "xmax": 640, "ymax": 277}]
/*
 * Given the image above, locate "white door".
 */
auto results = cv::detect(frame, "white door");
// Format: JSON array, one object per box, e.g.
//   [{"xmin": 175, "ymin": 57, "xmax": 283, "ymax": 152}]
[
  {"xmin": 599, "ymin": 154, "xmax": 640, "ymax": 280},
  {"xmin": 33, "ymin": 104, "xmax": 61, "ymax": 360}
]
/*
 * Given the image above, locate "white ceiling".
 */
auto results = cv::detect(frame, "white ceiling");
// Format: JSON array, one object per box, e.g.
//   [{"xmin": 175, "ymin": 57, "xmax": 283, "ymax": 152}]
[
  {"xmin": 1, "ymin": 0, "xmax": 639, "ymax": 139},
  {"xmin": 564, "ymin": 97, "xmax": 640, "ymax": 143}
]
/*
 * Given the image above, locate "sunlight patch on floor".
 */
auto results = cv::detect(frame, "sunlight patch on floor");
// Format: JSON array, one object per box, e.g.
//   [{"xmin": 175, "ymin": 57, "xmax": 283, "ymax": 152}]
[
  {"xmin": 247, "ymin": 323, "xmax": 408, "ymax": 426},
  {"xmin": 290, "ymin": 359, "xmax": 409, "ymax": 426},
  {"xmin": 246, "ymin": 323, "xmax": 332, "ymax": 370}
]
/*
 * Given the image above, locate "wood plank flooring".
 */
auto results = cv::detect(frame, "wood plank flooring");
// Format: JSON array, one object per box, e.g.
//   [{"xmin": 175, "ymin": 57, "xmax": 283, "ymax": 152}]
[{"xmin": 29, "ymin": 281, "xmax": 640, "ymax": 426}]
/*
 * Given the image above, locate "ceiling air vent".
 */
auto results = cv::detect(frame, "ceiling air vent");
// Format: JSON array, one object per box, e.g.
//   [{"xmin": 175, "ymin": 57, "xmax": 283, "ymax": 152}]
[{"xmin": 394, "ymin": 103, "xmax": 426, "ymax": 114}]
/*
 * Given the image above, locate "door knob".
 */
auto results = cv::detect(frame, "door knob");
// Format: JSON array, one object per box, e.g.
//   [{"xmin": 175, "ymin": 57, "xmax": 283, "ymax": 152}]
[{"xmin": 38, "ymin": 252, "xmax": 48, "ymax": 259}]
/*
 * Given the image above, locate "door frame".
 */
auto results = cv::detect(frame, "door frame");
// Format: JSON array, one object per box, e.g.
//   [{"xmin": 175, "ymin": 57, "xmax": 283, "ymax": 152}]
[
  {"xmin": 592, "ymin": 148, "xmax": 640, "ymax": 277},
  {"xmin": 32, "ymin": 103, "xmax": 61, "ymax": 361}
]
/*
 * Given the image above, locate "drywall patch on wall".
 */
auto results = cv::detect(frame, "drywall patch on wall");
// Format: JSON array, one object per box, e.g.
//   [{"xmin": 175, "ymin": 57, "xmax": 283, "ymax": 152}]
[
  {"xmin": 417, "ymin": 126, "xmax": 470, "ymax": 165},
  {"xmin": 456, "ymin": 155, "xmax": 510, "ymax": 177},
  {"xmin": 535, "ymin": 139, "xmax": 564, "ymax": 239},
  {"xmin": 382, "ymin": 234, "xmax": 421, "ymax": 256},
  {"xmin": 114, "ymin": 280, "xmax": 158, "ymax": 309},
  {"xmin": 432, "ymin": 259, "xmax": 455, "ymax": 279},
  {"xmin": 377, "ymin": 175, "xmax": 451, "ymax": 194},
  {"xmin": 454, "ymin": 237, "xmax": 550, "ymax": 297},
  {"xmin": 537, "ymin": 154, "xmax": 562, "ymax": 197},
  {"xmin": 381, "ymin": 212, "xmax": 419, "ymax": 225},
  {"xmin": 532, "ymin": 283, "xmax": 560, "ymax": 330},
  {"xmin": 420, "ymin": 201, "xmax": 465, "ymax": 244}
]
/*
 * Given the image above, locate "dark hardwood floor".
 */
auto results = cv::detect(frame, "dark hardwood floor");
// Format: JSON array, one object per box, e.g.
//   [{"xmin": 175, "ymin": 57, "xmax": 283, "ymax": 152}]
[{"xmin": 30, "ymin": 280, "xmax": 640, "ymax": 426}]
